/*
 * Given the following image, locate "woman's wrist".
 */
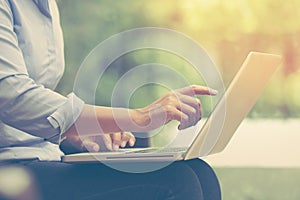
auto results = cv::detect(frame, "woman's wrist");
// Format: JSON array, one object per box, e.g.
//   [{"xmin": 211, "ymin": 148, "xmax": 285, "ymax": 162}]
[{"xmin": 129, "ymin": 108, "xmax": 150, "ymax": 131}]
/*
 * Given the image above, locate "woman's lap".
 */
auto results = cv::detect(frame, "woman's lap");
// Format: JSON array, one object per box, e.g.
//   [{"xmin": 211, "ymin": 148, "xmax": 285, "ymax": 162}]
[{"xmin": 21, "ymin": 159, "xmax": 220, "ymax": 200}]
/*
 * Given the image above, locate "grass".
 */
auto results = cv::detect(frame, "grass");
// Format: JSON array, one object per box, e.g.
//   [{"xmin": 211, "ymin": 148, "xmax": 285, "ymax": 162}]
[{"xmin": 214, "ymin": 167, "xmax": 300, "ymax": 200}]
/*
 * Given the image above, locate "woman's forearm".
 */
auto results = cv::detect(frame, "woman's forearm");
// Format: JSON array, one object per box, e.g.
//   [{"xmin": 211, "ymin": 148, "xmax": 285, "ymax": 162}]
[{"xmin": 62, "ymin": 104, "xmax": 149, "ymax": 138}]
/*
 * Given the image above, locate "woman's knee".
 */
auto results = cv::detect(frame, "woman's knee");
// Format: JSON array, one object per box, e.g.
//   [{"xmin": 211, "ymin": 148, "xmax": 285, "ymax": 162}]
[
  {"xmin": 153, "ymin": 161, "xmax": 203, "ymax": 199},
  {"xmin": 184, "ymin": 159, "xmax": 221, "ymax": 200}
]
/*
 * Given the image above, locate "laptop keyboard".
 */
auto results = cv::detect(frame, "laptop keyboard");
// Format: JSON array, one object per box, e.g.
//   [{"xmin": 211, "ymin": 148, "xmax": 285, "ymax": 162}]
[{"xmin": 126, "ymin": 146, "xmax": 188, "ymax": 154}]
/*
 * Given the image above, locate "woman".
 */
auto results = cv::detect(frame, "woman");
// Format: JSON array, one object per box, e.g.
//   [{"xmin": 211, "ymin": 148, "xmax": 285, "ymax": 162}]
[{"xmin": 0, "ymin": 0, "xmax": 221, "ymax": 199}]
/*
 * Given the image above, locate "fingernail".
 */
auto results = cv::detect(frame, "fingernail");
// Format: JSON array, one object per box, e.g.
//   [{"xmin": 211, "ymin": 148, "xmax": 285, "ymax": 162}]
[
  {"xmin": 210, "ymin": 89, "xmax": 218, "ymax": 95},
  {"xmin": 129, "ymin": 140, "xmax": 134, "ymax": 147},
  {"xmin": 121, "ymin": 141, "xmax": 126, "ymax": 147},
  {"xmin": 106, "ymin": 143, "xmax": 113, "ymax": 151},
  {"xmin": 113, "ymin": 144, "xmax": 119, "ymax": 151},
  {"xmin": 93, "ymin": 144, "xmax": 99, "ymax": 152}
]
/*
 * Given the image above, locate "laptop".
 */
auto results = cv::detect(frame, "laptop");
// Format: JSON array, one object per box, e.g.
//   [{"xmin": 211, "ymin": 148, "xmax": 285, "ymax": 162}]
[{"xmin": 62, "ymin": 52, "xmax": 282, "ymax": 165}]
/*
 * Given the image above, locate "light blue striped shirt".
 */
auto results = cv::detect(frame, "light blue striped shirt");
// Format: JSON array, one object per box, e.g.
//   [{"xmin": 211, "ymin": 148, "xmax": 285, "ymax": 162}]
[{"xmin": 0, "ymin": 0, "xmax": 84, "ymax": 161}]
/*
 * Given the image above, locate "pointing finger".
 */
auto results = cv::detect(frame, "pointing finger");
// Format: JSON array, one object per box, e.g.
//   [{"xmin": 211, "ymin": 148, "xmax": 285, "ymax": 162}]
[
  {"xmin": 111, "ymin": 133, "xmax": 122, "ymax": 151},
  {"xmin": 177, "ymin": 85, "xmax": 218, "ymax": 96}
]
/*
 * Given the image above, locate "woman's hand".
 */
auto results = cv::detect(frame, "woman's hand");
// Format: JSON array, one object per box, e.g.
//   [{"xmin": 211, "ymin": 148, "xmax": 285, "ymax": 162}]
[
  {"xmin": 131, "ymin": 85, "xmax": 217, "ymax": 131},
  {"xmin": 61, "ymin": 85, "xmax": 217, "ymax": 145},
  {"xmin": 59, "ymin": 132, "xmax": 136, "ymax": 154}
]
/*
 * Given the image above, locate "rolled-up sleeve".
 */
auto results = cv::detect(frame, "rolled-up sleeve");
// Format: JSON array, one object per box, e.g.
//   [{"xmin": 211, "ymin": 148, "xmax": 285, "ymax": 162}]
[
  {"xmin": 0, "ymin": 1, "xmax": 84, "ymax": 144},
  {"xmin": 47, "ymin": 93, "xmax": 85, "ymax": 140}
]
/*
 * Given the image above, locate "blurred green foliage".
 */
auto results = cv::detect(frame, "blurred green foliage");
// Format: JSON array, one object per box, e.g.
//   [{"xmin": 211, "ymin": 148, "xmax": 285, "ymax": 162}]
[
  {"xmin": 214, "ymin": 167, "xmax": 300, "ymax": 200},
  {"xmin": 56, "ymin": 0, "xmax": 300, "ymax": 118}
]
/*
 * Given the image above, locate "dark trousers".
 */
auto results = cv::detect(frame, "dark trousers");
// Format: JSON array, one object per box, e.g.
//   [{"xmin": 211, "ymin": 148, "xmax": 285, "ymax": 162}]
[{"xmin": 9, "ymin": 159, "xmax": 221, "ymax": 200}]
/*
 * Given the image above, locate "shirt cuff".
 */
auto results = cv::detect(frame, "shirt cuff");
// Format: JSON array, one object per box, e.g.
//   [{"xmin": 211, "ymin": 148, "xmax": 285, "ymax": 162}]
[{"xmin": 47, "ymin": 93, "xmax": 85, "ymax": 143}]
